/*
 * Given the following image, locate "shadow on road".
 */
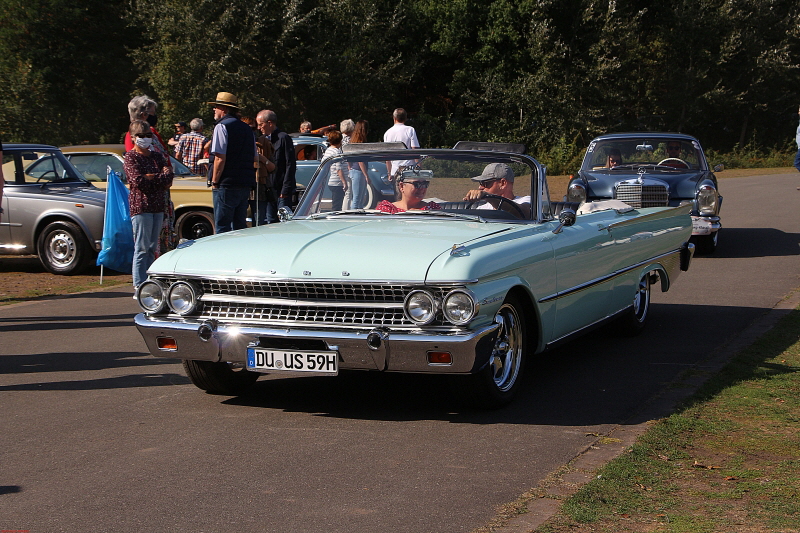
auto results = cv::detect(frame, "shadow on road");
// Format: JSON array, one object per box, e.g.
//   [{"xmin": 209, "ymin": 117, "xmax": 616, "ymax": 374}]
[{"xmin": 702, "ymin": 227, "xmax": 799, "ymax": 259}]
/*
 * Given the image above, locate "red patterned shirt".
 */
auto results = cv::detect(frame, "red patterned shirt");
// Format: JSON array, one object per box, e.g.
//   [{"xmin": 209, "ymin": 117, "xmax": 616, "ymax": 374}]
[
  {"xmin": 175, "ymin": 131, "xmax": 208, "ymax": 174},
  {"xmin": 123, "ymin": 150, "xmax": 174, "ymax": 216},
  {"xmin": 375, "ymin": 200, "xmax": 442, "ymax": 213}
]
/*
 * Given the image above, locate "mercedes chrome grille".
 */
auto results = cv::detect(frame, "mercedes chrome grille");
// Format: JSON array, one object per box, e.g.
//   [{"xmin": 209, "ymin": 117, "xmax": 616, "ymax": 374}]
[{"xmin": 614, "ymin": 183, "xmax": 669, "ymax": 209}]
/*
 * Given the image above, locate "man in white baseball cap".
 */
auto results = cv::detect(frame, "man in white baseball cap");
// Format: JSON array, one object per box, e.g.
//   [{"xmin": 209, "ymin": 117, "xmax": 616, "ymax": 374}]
[{"xmin": 463, "ymin": 163, "xmax": 531, "ymax": 216}]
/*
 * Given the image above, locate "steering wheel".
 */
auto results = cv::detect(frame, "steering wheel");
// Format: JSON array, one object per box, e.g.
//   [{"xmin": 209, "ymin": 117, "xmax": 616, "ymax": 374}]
[
  {"xmin": 657, "ymin": 158, "xmax": 689, "ymax": 169},
  {"xmin": 466, "ymin": 193, "xmax": 526, "ymax": 219}
]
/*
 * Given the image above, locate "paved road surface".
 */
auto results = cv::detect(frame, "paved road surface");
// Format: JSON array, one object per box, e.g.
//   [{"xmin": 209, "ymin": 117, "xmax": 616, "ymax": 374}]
[{"xmin": 1, "ymin": 173, "xmax": 798, "ymax": 532}]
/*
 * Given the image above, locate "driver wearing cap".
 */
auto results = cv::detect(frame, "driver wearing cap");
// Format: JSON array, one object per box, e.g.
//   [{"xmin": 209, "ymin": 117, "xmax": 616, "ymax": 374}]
[{"xmin": 463, "ymin": 163, "xmax": 531, "ymax": 216}]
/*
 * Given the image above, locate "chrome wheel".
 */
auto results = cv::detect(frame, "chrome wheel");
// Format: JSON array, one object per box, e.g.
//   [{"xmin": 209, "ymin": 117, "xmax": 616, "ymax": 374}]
[
  {"xmin": 631, "ymin": 275, "xmax": 650, "ymax": 325},
  {"xmin": 489, "ymin": 303, "xmax": 524, "ymax": 393}
]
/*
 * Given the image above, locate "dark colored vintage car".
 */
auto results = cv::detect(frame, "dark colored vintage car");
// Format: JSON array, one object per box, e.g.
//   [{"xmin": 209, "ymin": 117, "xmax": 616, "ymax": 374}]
[
  {"xmin": 1, "ymin": 144, "xmax": 105, "ymax": 274},
  {"xmin": 565, "ymin": 133, "xmax": 723, "ymax": 253},
  {"xmin": 134, "ymin": 141, "xmax": 696, "ymax": 408}
]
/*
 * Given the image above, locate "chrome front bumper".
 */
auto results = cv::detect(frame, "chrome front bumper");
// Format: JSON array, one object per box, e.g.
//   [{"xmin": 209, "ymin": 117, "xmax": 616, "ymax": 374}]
[{"xmin": 134, "ymin": 314, "xmax": 500, "ymax": 374}]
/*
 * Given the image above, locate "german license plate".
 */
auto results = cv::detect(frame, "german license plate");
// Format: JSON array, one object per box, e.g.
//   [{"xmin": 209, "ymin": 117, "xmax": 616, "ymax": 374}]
[{"xmin": 246, "ymin": 348, "xmax": 338, "ymax": 374}]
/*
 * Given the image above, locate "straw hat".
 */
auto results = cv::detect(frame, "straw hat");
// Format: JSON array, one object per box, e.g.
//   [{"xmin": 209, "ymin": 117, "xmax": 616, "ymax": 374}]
[{"xmin": 207, "ymin": 92, "xmax": 239, "ymax": 109}]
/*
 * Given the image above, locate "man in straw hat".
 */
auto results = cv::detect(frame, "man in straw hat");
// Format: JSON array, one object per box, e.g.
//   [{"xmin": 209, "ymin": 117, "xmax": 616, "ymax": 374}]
[{"xmin": 208, "ymin": 91, "xmax": 258, "ymax": 233}]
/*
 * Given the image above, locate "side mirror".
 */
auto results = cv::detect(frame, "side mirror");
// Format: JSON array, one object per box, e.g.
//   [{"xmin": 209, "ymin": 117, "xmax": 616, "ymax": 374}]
[
  {"xmin": 278, "ymin": 206, "xmax": 294, "ymax": 222},
  {"xmin": 713, "ymin": 164, "xmax": 724, "ymax": 172},
  {"xmin": 552, "ymin": 209, "xmax": 577, "ymax": 234}
]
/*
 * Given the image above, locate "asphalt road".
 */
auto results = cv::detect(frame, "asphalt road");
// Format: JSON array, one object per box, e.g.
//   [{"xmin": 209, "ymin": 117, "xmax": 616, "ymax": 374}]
[{"xmin": 1, "ymin": 172, "xmax": 798, "ymax": 533}]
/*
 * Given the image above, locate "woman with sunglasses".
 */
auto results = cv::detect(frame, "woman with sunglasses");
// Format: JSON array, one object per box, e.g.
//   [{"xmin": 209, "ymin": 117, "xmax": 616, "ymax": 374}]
[
  {"xmin": 375, "ymin": 172, "xmax": 441, "ymax": 213},
  {"xmin": 124, "ymin": 120, "xmax": 174, "ymax": 289}
]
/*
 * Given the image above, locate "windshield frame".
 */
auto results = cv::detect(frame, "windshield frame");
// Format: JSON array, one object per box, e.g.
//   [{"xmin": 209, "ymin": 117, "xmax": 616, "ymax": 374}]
[{"xmin": 293, "ymin": 148, "xmax": 548, "ymax": 223}]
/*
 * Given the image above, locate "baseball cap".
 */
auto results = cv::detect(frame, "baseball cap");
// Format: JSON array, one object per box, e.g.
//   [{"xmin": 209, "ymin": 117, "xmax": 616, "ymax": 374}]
[{"xmin": 471, "ymin": 163, "xmax": 515, "ymax": 182}]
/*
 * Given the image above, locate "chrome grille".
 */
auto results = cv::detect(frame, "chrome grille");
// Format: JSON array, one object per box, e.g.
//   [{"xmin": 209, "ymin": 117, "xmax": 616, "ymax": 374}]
[
  {"xmin": 615, "ymin": 183, "xmax": 669, "ymax": 208},
  {"xmin": 202, "ymin": 279, "xmax": 410, "ymax": 302},
  {"xmin": 201, "ymin": 302, "xmax": 408, "ymax": 326}
]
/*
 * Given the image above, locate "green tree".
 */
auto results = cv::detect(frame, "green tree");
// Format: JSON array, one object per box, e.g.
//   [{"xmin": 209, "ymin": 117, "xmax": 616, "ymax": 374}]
[{"xmin": 0, "ymin": 0, "xmax": 138, "ymax": 145}]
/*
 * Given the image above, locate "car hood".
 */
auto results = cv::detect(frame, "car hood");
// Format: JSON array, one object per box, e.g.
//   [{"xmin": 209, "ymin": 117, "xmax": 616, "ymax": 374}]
[
  {"xmin": 151, "ymin": 217, "xmax": 514, "ymax": 281},
  {"xmin": 581, "ymin": 169, "xmax": 708, "ymax": 199}
]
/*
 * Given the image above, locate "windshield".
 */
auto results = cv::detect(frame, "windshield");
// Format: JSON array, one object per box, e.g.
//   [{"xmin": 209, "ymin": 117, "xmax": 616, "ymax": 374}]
[
  {"xmin": 2, "ymin": 150, "xmax": 87, "ymax": 184},
  {"xmin": 582, "ymin": 138, "xmax": 706, "ymax": 171},
  {"xmin": 294, "ymin": 150, "xmax": 541, "ymax": 221}
]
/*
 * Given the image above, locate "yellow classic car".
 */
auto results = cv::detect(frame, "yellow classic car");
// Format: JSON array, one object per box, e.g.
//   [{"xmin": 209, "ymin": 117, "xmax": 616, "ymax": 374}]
[{"xmin": 60, "ymin": 145, "xmax": 215, "ymax": 240}]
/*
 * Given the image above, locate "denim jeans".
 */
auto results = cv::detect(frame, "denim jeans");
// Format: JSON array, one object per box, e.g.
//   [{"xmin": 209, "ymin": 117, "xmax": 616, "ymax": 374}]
[
  {"xmin": 132, "ymin": 212, "xmax": 164, "ymax": 287},
  {"xmin": 794, "ymin": 147, "xmax": 800, "ymax": 173},
  {"xmin": 330, "ymin": 185, "xmax": 345, "ymax": 211},
  {"xmin": 349, "ymin": 169, "xmax": 366, "ymax": 209},
  {"xmin": 213, "ymin": 187, "xmax": 251, "ymax": 233}
]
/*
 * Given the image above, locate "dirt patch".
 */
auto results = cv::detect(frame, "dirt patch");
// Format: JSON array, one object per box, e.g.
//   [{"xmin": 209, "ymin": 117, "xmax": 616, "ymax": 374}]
[{"xmin": 0, "ymin": 255, "xmax": 132, "ymax": 305}]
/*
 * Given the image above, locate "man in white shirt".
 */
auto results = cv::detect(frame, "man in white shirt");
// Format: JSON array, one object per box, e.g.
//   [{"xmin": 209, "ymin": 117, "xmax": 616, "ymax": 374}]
[
  {"xmin": 463, "ymin": 163, "xmax": 531, "ymax": 217},
  {"xmin": 383, "ymin": 108, "xmax": 420, "ymax": 180}
]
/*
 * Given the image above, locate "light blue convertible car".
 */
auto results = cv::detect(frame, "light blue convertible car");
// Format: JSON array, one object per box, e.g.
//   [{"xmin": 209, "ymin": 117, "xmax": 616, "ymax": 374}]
[{"xmin": 134, "ymin": 142, "xmax": 695, "ymax": 407}]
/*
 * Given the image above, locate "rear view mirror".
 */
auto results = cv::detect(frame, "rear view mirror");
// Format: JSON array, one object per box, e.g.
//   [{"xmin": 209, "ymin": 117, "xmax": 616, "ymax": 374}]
[{"xmin": 636, "ymin": 144, "xmax": 653, "ymax": 152}]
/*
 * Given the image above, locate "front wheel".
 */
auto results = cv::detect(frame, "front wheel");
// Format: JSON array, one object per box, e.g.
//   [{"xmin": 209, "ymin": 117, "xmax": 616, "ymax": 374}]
[
  {"xmin": 462, "ymin": 295, "xmax": 528, "ymax": 408},
  {"xmin": 182, "ymin": 360, "xmax": 260, "ymax": 395},
  {"xmin": 36, "ymin": 221, "xmax": 92, "ymax": 274}
]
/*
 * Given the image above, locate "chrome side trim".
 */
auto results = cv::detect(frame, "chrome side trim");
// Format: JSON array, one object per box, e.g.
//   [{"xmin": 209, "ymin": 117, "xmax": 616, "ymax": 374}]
[
  {"xmin": 538, "ymin": 247, "xmax": 681, "ymax": 303},
  {"xmin": 148, "ymin": 273, "xmax": 480, "ymax": 285},
  {"xmin": 598, "ymin": 203, "xmax": 692, "ymax": 231}
]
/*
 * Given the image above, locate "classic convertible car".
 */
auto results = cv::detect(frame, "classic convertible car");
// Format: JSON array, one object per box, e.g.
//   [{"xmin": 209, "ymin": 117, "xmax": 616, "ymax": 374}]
[
  {"xmin": 566, "ymin": 133, "xmax": 723, "ymax": 254},
  {"xmin": 134, "ymin": 142, "xmax": 695, "ymax": 407}
]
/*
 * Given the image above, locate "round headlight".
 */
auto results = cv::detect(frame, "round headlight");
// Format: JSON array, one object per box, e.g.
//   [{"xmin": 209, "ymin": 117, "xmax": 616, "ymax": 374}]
[
  {"xmin": 567, "ymin": 182, "xmax": 586, "ymax": 204},
  {"xmin": 167, "ymin": 282, "xmax": 199, "ymax": 315},
  {"xmin": 404, "ymin": 290, "xmax": 437, "ymax": 325},
  {"xmin": 697, "ymin": 185, "xmax": 717, "ymax": 215},
  {"xmin": 137, "ymin": 280, "xmax": 166, "ymax": 313},
  {"xmin": 443, "ymin": 290, "xmax": 476, "ymax": 325}
]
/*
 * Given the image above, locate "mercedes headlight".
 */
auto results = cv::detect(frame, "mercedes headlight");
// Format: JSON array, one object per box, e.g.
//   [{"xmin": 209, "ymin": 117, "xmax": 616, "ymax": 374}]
[
  {"xmin": 167, "ymin": 281, "xmax": 200, "ymax": 315},
  {"xmin": 697, "ymin": 185, "xmax": 717, "ymax": 215},
  {"xmin": 137, "ymin": 280, "xmax": 166, "ymax": 314},
  {"xmin": 566, "ymin": 182, "xmax": 586, "ymax": 203},
  {"xmin": 404, "ymin": 290, "xmax": 437, "ymax": 325},
  {"xmin": 443, "ymin": 290, "xmax": 476, "ymax": 325}
]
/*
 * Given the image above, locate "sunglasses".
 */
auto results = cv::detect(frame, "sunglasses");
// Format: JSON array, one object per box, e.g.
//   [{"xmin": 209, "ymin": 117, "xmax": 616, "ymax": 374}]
[
  {"xmin": 402, "ymin": 180, "xmax": 430, "ymax": 189},
  {"xmin": 478, "ymin": 178, "xmax": 500, "ymax": 188}
]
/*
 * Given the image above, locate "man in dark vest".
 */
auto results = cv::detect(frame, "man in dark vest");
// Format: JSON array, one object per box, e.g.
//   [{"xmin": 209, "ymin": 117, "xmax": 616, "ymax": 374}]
[
  {"xmin": 256, "ymin": 109, "xmax": 296, "ymax": 223},
  {"xmin": 208, "ymin": 92, "xmax": 257, "ymax": 233}
]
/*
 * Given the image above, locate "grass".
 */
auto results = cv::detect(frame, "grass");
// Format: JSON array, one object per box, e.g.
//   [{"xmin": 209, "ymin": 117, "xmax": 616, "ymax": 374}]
[{"xmin": 534, "ymin": 307, "xmax": 800, "ymax": 533}]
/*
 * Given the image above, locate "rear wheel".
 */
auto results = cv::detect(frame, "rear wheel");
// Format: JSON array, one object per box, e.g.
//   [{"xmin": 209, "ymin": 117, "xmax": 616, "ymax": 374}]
[
  {"xmin": 175, "ymin": 210, "xmax": 215, "ymax": 240},
  {"xmin": 182, "ymin": 360, "xmax": 260, "ymax": 395},
  {"xmin": 462, "ymin": 294, "xmax": 528, "ymax": 408},
  {"xmin": 616, "ymin": 273, "xmax": 651, "ymax": 336},
  {"xmin": 36, "ymin": 221, "xmax": 92, "ymax": 274}
]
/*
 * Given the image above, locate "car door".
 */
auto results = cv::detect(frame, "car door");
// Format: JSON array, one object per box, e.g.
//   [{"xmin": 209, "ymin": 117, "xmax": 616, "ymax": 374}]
[{"xmin": 548, "ymin": 215, "xmax": 616, "ymax": 340}]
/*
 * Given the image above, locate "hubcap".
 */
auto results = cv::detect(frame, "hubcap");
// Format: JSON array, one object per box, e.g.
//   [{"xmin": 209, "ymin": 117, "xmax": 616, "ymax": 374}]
[
  {"xmin": 632, "ymin": 277, "xmax": 650, "ymax": 323},
  {"xmin": 488, "ymin": 305, "xmax": 523, "ymax": 392},
  {"xmin": 48, "ymin": 231, "xmax": 76, "ymax": 266}
]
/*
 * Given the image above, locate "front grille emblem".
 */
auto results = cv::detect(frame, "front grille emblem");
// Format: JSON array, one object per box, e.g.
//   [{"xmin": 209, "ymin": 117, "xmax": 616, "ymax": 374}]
[
  {"xmin": 342, "ymin": 271, "xmax": 350, "ymax": 276},
  {"xmin": 303, "ymin": 271, "xmax": 311, "ymax": 276}
]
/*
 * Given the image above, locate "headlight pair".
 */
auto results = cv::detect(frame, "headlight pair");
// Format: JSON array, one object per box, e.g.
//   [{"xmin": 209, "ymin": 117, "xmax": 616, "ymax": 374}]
[
  {"xmin": 137, "ymin": 280, "xmax": 201, "ymax": 316},
  {"xmin": 404, "ymin": 289, "xmax": 476, "ymax": 326}
]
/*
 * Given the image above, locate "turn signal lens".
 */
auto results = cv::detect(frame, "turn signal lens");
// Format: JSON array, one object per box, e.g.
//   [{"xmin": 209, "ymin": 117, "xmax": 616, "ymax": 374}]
[
  {"xmin": 427, "ymin": 351, "xmax": 452, "ymax": 365},
  {"xmin": 157, "ymin": 337, "xmax": 178, "ymax": 351}
]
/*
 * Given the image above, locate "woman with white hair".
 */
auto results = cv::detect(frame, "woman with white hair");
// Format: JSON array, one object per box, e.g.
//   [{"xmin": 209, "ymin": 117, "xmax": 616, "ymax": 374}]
[{"xmin": 124, "ymin": 95, "xmax": 176, "ymax": 255}]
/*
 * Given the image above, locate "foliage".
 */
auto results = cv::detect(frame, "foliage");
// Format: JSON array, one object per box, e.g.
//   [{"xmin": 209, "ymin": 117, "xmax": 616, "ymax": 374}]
[
  {"xmin": 1, "ymin": 0, "xmax": 799, "ymax": 155},
  {"xmin": 0, "ymin": 0, "xmax": 138, "ymax": 145}
]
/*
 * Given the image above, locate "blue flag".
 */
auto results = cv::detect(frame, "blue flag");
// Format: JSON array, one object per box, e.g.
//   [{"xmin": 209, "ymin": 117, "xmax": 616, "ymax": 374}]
[{"xmin": 96, "ymin": 168, "xmax": 134, "ymax": 273}]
